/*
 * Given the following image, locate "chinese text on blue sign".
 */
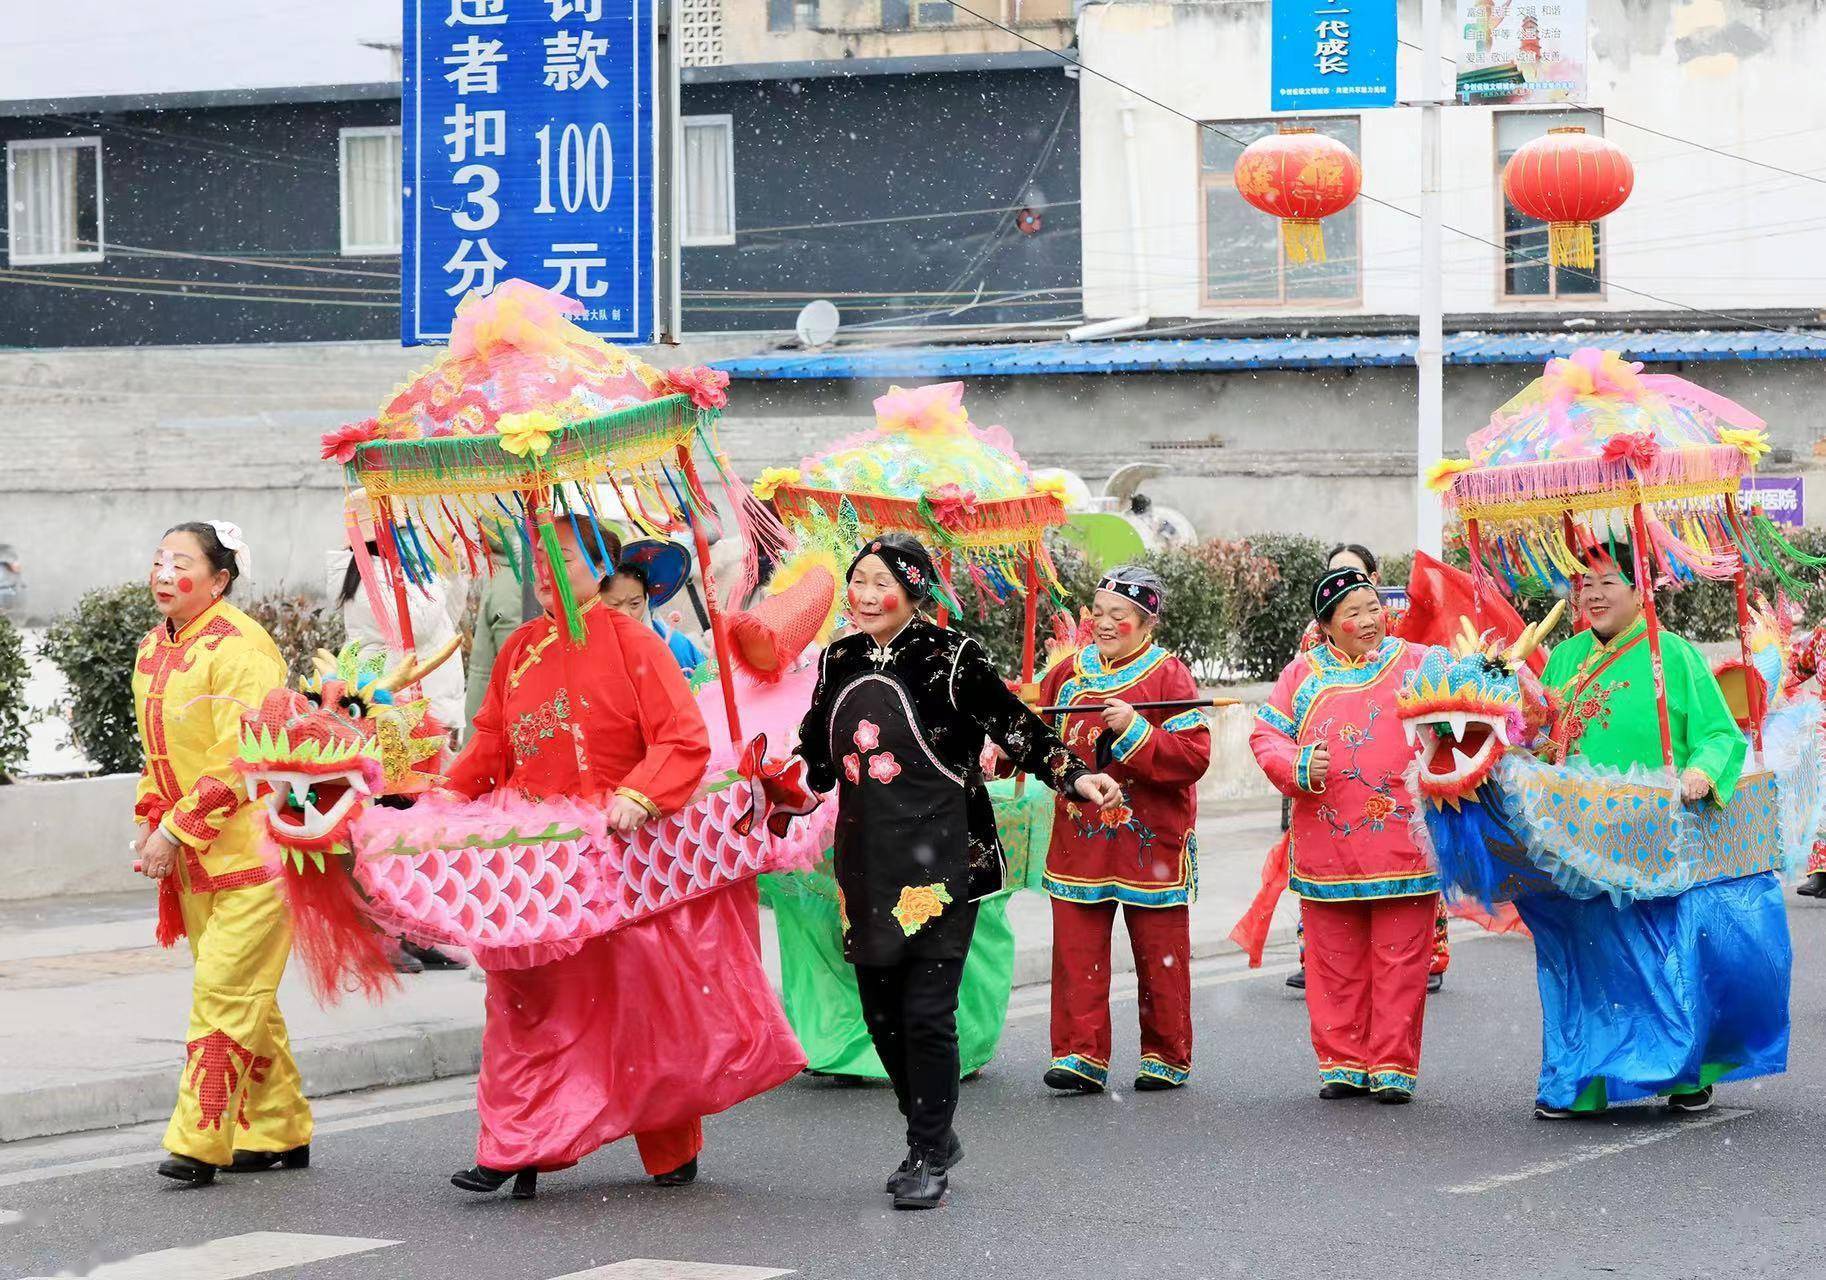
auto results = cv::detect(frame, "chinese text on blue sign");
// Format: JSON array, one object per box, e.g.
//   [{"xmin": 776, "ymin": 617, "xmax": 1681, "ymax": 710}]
[
  {"xmin": 403, "ymin": 0, "xmax": 656, "ymax": 345},
  {"xmin": 1270, "ymin": 0, "xmax": 1397, "ymax": 112}
]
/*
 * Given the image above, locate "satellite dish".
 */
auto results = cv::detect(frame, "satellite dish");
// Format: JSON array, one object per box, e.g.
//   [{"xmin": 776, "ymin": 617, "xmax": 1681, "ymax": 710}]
[{"xmin": 795, "ymin": 299, "xmax": 840, "ymax": 348}]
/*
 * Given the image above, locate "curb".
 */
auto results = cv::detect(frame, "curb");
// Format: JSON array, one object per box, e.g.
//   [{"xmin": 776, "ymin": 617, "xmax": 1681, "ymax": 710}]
[{"xmin": 0, "ymin": 1019, "xmax": 485, "ymax": 1145}]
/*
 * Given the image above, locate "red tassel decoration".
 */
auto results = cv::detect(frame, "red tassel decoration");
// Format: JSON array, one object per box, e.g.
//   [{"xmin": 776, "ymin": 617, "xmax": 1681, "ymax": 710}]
[
  {"xmin": 1228, "ymin": 835, "xmax": 1291, "ymax": 968},
  {"xmin": 155, "ymin": 874, "xmax": 187, "ymax": 948},
  {"xmin": 278, "ymin": 858, "xmax": 400, "ymax": 1005}
]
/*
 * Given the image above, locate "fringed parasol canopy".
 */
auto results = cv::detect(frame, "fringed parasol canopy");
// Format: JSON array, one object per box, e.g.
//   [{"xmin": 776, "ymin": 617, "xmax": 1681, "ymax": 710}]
[{"xmin": 1424, "ymin": 347, "xmax": 1811, "ymax": 596}]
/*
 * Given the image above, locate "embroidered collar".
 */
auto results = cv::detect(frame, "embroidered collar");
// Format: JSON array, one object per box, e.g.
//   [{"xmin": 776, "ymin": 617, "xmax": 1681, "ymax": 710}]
[
  {"xmin": 1566, "ymin": 617, "xmax": 1648, "ymax": 694},
  {"xmin": 867, "ymin": 615, "xmax": 918, "ymax": 668},
  {"xmin": 1280, "ymin": 637, "xmax": 1405, "ymax": 735},
  {"xmin": 1312, "ymin": 637, "xmax": 1396, "ymax": 673},
  {"xmin": 162, "ymin": 598, "xmax": 226, "ymax": 644}
]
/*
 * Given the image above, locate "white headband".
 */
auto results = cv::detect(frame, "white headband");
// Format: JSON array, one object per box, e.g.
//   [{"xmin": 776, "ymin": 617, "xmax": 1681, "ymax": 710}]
[{"xmin": 206, "ymin": 520, "xmax": 252, "ymax": 580}]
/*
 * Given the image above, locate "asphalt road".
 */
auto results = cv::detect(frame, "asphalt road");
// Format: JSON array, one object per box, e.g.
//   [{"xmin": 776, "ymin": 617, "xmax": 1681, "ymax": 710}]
[{"xmin": 5, "ymin": 905, "xmax": 1826, "ymax": 1280}]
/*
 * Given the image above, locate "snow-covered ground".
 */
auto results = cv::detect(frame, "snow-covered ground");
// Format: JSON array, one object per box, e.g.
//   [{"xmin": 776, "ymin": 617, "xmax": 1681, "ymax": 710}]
[{"xmin": 18, "ymin": 629, "xmax": 97, "ymax": 777}]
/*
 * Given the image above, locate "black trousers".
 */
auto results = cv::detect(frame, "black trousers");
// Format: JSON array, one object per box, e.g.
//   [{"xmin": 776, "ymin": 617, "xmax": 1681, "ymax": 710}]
[{"xmin": 855, "ymin": 952, "xmax": 970, "ymax": 1158}]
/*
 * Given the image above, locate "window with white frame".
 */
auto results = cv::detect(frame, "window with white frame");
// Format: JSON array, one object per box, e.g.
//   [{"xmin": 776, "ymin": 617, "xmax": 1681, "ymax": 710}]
[
  {"xmin": 681, "ymin": 115, "xmax": 735, "ymax": 247},
  {"xmin": 1497, "ymin": 109, "xmax": 1604, "ymax": 299},
  {"xmin": 1198, "ymin": 117, "xmax": 1360, "ymax": 308},
  {"xmin": 5, "ymin": 137, "xmax": 103, "ymax": 266},
  {"xmin": 339, "ymin": 125, "xmax": 402, "ymax": 256}
]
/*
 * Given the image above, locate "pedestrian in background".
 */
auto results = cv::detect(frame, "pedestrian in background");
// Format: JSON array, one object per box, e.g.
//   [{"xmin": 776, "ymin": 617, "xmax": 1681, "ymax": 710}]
[{"xmin": 466, "ymin": 525, "xmax": 532, "ymax": 736}]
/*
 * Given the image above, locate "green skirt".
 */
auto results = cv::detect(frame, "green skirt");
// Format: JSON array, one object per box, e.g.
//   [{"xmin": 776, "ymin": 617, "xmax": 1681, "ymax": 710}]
[{"xmin": 759, "ymin": 779, "xmax": 1054, "ymax": 1080}]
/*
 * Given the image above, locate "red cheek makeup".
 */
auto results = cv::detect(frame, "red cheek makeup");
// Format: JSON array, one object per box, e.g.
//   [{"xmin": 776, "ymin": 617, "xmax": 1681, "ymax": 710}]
[{"xmin": 177, "ymin": 577, "xmax": 195, "ymax": 594}]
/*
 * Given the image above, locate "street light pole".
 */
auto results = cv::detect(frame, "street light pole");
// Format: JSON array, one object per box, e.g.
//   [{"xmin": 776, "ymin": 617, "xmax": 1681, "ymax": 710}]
[{"xmin": 1416, "ymin": 0, "xmax": 1445, "ymax": 558}]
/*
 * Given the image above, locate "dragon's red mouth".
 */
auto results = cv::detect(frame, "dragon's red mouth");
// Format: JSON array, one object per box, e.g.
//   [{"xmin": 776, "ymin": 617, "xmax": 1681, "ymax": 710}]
[
  {"xmin": 1406, "ymin": 711, "xmax": 1509, "ymax": 802},
  {"xmin": 248, "ymin": 769, "xmax": 370, "ymax": 844}
]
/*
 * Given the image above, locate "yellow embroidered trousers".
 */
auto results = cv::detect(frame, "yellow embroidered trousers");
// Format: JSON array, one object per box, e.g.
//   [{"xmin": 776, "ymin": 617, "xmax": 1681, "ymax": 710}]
[{"xmin": 163, "ymin": 871, "xmax": 313, "ymax": 1164}]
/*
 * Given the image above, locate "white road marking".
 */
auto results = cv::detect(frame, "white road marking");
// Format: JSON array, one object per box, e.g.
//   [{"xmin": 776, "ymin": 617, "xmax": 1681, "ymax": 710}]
[
  {"xmin": 1442, "ymin": 1108, "xmax": 1749, "ymax": 1194},
  {"xmin": 18, "ymin": 1231, "xmax": 397, "ymax": 1280},
  {"xmin": 552, "ymin": 1263, "xmax": 792, "ymax": 1280},
  {"xmin": 0, "ymin": 1097, "xmax": 476, "ymax": 1189}
]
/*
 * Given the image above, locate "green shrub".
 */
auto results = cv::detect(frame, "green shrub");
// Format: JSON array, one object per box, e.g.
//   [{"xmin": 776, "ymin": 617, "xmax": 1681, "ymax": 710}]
[
  {"xmin": 40, "ymin": 583, "xmax": 161, "ymax": 776},
  {"xmin": 0, "ymin": 615, "xmax": 31, "ymax": 780},
  {"xmin": 1234, "ymin": 533, "xmax": 1330, "ymax": 681},
  {"xmin": 244, "ymin": 593, "xmax": 346, "ymax": 686}
]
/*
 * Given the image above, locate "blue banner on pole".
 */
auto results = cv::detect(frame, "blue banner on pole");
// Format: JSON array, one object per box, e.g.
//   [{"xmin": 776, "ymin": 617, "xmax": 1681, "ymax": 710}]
[
  {"xmin": 403, "ymin": 0, "xmax": 655, "ymax": 345},
  {"xmin": 1270, "ymin": 0, "xmax": 1398, "ymax": 111}
]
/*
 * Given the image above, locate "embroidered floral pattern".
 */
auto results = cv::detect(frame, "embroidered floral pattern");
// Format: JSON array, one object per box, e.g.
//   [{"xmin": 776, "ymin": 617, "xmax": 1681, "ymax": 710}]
[
  {"xmin": 1313, "ymin": 704, "xmax": 1410, "ymax": 837},
  {"xmin": 853, "ymin": 720, "xmax": 880, "ymax": 751},
  {"xmin": 509, "ymin": 689, "xmax": 571, "ymax": 763},
  {"xmin": 185, "ymin": 1029, "xmax": 256, "ymax": 1132},
  {"xmin": 836, "ymin": 885, "xmax": 850, "ymax": 935},
  {"xmin": 867, "ymin": 752, "xmax": 902, "ymax": 784},
  {"xmin": 891, "ymin": 882, "xmax": 952, "ymax": 935},
  {"xmin": 842, "ymin": 753, "xmax": 862, "ymax": 784}
]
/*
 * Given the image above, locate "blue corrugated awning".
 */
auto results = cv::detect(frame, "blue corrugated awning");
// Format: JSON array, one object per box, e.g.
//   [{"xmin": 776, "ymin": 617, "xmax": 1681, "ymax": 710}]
[{"xmin": 714, "ymin": 330, "xmax": 1826, "ymax": 380}]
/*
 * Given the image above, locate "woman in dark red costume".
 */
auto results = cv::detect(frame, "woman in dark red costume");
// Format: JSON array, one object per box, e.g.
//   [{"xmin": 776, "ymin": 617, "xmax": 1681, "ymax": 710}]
[{"xmin": 445, "ymin": 517, "xmax": 804, "ymax": 1199}]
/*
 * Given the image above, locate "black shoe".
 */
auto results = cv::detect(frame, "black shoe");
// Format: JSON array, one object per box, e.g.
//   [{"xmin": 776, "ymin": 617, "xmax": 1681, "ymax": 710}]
[
  {"xmin": 652, "ymin": 1156, "xmax": 698, "ymax": 1187},
  {"xmin": 157, "ymin": 1154, "xmax": 219, "ymax": 1185},
  {"xmin": 401, "ymin": 940, "xmax": 467, "ymax": 970},
  {"xmin": 451, "ymin": 1165, "xmax": 537, "ymax": 1199},
  {"xmin": 1318, "ymin": 1082, "xmax": 1370, "ymax": 1101},
  {"xmin": 1798, "ymin": 872, "xmax": 1826, "ymax": 898},
  {"xmin": 227, "ymin": 1145, "xmax": 310, "ymax": 1172},
  {"xmin": 390, "ymin": 941, "xmax": 425, "ymax": 974},
  {"xmin": 1285, "ymin": 968, "xmax": 1307, "ymax": 990},
  {"xmin": 1132, "ymin": 1074, "xmax": 1184, "ymax": 1092},
  {"xmin": 1427, "ymin": 972, "xmax": 1445, "ymax": 993},
  {"xmin": 1667, "ymin": 1086, "xmax": 1714, "ymax": 1114},
  {"xmin": 1375, "ymin": 1088, "xmax": 1414, "ymax": 1105},
  {"xmin": 891, "ymin": 1156, "xmax": 947, "ymax": 1210},
  {"xmin": 1043, "ymin": 1067, "xmax": 1104, "ymax": 1095},
  {"xmin": 886, "ymin": 1131, "xmax": 963, "ymax": 1194}
]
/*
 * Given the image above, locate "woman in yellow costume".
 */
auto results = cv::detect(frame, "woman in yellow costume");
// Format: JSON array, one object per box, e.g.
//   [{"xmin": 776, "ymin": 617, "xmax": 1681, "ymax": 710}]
[{"xmin": 132, "ymin": 521, "xmax": 313, "ymax": 1186}]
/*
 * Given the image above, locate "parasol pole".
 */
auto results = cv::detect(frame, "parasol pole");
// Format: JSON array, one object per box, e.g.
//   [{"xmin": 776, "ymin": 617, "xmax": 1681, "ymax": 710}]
[
  {"xmin": 1726, "ymin": 497, "xmax": 1765, "ymax": 759},
  {"xmin": 1629, "ymin": 499, "xmax": 1676, "ymax": 771},
  {"xmin": 1020, "ymin": 545, "xmax": 1041, "ymax": 696},
  {"xmin": 1464, "ymin": 516, "xmax": 1487, "ymax": 611},
  {"xmin": 676, "ymin": 442, "xmax": 743, "ymax": 747}
]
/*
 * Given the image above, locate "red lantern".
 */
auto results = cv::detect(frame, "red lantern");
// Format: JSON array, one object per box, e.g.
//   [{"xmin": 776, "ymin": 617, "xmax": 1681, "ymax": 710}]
[
  {"xmin": 1501, "ymin": 127, "xmax": 1633, "ymax": 270},
  {"xmin": 1232, "ymin": 128, "xmax": 1362, "ymax": 265}
]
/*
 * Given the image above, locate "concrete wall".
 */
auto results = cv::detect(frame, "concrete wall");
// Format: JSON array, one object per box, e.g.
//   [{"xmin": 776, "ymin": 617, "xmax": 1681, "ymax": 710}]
[
  {"xmin": 0, "ymin": 775, "xmax": 142, "ymax": 900},
  {"xmin": 1079, "ymin": 0, "xmax": 1826, "ymax": 320}
]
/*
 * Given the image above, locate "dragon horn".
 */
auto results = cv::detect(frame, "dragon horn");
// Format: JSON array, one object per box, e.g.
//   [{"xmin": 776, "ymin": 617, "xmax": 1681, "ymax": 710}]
[
  {"xmin": 372, "ymin": 634, "xmax": 465, "ymax": 694},
  {"xmin": 1505, "ymin": 599, "xmax": 1568, "ymax": 665},
  {"xmin": 312, "ymin": 649, "xmax": 338, "ymax": 677}
]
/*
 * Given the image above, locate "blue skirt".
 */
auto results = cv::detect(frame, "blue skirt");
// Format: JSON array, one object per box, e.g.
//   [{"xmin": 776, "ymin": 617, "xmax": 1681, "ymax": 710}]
[{"xmin": 1513, "ymin": 873, "xmax": 1792, "ymax": 1110}]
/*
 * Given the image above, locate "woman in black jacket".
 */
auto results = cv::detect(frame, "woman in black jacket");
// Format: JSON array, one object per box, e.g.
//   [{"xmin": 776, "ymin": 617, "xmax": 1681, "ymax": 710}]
[{"xmin": 794, "ymin": 532, "xmax": 1119, "ymax": 1209}]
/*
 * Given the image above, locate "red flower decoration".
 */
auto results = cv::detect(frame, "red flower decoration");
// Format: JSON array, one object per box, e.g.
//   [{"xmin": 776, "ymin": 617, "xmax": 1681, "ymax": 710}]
[
  {"xmin": 664, "ymin": 365, "xmax": 731, "ymax": 411},
  {"xmin": 868, "ymin": 753, "xmax": 902, "ymax": 784},
  {"xmin": 1601, "ymin": 431, "xmax": 1660, "ymax": 471},
  {"xmin": 842, "ymin": 753, "xmax": 862, "ymax": 785},
  {"xmin": 927, "ymin": 483, "xmax": 980, "ymax": 530},
  {"xmin": 320, "ymin": 419, "xmax": 378, "ymax": 463},
  {"xmin": 853, "ymin": 720, "xmax": 881, "ymax": 751},
  {"xmin": 1363, "ymin": 793, "xmax": 1395, "ymax": 822}
]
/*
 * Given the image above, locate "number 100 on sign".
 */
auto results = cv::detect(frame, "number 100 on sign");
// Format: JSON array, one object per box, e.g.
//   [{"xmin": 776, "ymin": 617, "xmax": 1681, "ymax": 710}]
[{"xmin": 403, "ymin": 0, "xmax": 657, "ymax": 345}]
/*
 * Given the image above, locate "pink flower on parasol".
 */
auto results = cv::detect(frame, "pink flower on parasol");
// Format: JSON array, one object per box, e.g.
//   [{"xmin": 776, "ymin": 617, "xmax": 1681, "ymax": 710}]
[
  {"xmin": 927, "ymin": 483, "xmax": 980, "ymax": 530},
  {"xmin": 320, "ymin": 419, "xmax": 378, "ymax": 463},
  {"xmin": 1601, "ymin": 431, "xmax": 1661, "ymax": 470},
  {"xmin": 664, "ymin": 365, "xmax": 731, "ymax": 410}
]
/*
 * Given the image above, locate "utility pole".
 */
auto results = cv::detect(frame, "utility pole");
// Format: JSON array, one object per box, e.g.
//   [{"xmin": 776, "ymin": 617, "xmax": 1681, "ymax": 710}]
[{"xmin": 1416, "ymin": 0, "xmax": 1445, "ymax": 557}]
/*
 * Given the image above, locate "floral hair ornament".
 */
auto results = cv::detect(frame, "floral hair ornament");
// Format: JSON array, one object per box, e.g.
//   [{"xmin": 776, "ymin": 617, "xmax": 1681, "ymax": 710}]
[
  {"xmin": 1096, "ymin": 564, "xmax": 1166, "ymax": 617},
  {"xmin": 1312, "ymin": 566, "xmax": 1373, "ymax": 624},
  {"xmin": 206, "ymin": 520, "xmax": 252, "ymax": 580}
]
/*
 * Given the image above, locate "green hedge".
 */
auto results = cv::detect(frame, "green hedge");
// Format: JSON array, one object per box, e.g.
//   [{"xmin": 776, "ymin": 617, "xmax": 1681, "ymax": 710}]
[{"xmin": 0, "ymin": 615, "xmax": 31, "ymax": 780}]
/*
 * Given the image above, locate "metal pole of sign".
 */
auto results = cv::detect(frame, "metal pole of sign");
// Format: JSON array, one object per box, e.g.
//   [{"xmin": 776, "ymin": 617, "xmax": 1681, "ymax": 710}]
[
  {"xmin": 655, "ymin": 0, "xmax": 683, "ymax": 345},
  {"xmin": 1416, "ymin": 0, "xmax": 1445, "ymax": 559}
]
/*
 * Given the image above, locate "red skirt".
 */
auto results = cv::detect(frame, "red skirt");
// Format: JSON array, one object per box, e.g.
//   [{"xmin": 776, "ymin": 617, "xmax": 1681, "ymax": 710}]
[{"xmin": 475, "ymin": 880, "xmax": 805, "ymax": 1171}]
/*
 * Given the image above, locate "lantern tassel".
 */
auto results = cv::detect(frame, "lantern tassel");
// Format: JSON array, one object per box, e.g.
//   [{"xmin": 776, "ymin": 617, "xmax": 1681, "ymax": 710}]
[
  {"xmin": 1548, "ymin": 221, "xmax": 1596, "ymax": 270},
  {"xmin": 1282, "ymin": 218, "xmax": 1327, "ymax": 265}
]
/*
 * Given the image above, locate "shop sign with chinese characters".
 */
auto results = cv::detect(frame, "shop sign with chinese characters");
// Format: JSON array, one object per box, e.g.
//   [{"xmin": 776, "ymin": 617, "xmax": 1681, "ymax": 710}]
[
  {"xmin": 403, "ymin": 0, "xmax": 656, "ymax": 343},
  {"xmin": 1270, "ymin": 0, "xmax": 1397, "ymax": 111}
]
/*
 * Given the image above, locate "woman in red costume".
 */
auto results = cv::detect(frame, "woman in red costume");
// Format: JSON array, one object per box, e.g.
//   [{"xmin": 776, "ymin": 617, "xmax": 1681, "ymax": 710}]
[
  {"xmin": 1250, "ymin": 566, "xmax": 1436, "ymax": 1104},
  {"xmin": 444, "ymin": 517, "xmax": 804, "ymax": 1199}
]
